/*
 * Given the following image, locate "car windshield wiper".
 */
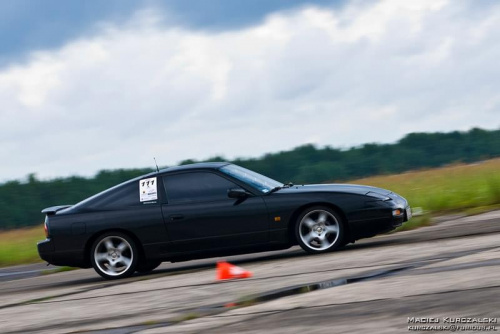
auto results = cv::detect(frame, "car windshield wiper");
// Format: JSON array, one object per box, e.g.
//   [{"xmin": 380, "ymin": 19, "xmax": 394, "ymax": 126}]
[{"xmin": 268, "ymin": 182, "xmax": 293, "ymax": 194}]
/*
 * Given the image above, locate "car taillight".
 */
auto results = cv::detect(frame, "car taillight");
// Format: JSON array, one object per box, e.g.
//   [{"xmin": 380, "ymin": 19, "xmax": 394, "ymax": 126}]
[{"xmin": 44, "ymin": 221, "xmax": 49, "ymax": 238}]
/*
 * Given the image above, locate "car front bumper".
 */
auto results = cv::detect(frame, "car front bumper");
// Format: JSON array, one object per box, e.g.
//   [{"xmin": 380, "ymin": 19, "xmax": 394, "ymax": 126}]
[
  {"xmin": 392, "ymin": 205, "xmax": 412, "ymax": 227},
  {"xmin": 349, "ymin": 202, "xmax": 411, "ymax": 241}
]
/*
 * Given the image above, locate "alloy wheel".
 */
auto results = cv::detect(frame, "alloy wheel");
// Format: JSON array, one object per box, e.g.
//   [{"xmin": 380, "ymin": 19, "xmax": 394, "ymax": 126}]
[
  {"xmin": 298, "ymin": 209, "xmax": 340, "ymax": 251},
  {"xmin": 93, "ymin": 236, "xmax": 134, "ymax": 277}
]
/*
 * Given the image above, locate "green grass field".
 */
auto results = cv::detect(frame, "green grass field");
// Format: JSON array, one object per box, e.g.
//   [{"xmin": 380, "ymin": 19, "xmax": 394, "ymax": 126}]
[
  {"xmin": 0, "ymin": 225, "xmax": 45, "ymax": 267},
  {"xmin": 349, "ymin": 158, "xmax": 500, "ymax": 214},
  {"xmin": 1, "ymin": 158, "xmax": 499, "ymax": 267}
]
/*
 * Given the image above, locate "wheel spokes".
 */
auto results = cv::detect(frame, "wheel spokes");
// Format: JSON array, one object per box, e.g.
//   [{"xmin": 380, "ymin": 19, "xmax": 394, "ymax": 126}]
[
  {"xmin": 118, "ymin": 257, "xmax": 131, "ymax": 267},
  {"xmin": 117, "ymin": 242, "xmax": 127, "ymax": 252},
  {"xmin": 325, "ymin": 224, "xmax": 338, "ymax": 234},
  {"xmin": 318, "ymin": 212, "xmax": 327, "ymax": 223},
  {"xmin": 303, "ymin": 232, "xmax": 315, "ymax": 244},
  {"xmin": 107, "ymin": 262, "xmax": 117, "ymax": 273},
  {"xmin": 104, "ymin": 239, "xmax": 114, "ymax": 251},
  {"xmin": 318, "ymin": 235, "xmax": 329, "ymax": 248},
  {"xmin": 303, "ymin": 218, "xmax": 316, "ymax": 229},
  {"xmin": 95, "ymin": 252, "xmax": 108, "ymax": 262}
]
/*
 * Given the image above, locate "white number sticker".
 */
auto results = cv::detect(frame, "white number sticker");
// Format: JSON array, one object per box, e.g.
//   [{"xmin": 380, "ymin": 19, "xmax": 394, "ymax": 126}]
[{"xmin": 139, "ymin": 177, "xmax": 157, "ymax": 202}]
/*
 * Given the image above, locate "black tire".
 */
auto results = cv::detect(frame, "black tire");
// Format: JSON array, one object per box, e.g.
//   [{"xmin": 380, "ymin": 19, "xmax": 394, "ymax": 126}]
[
  {"xmin": 295, "ymin": 206, "xmax": 345, "ymax": 254},
  {"xmin": 339, "ymin": 240, "xmax": 350, "ymax": 248},
  {"xmin": 136, "ymin": 261, "xmax": 162, "ymax": 274},
  {"xmin": 91, "ymin": 232, "xmax": 138, "ymax": 279}
]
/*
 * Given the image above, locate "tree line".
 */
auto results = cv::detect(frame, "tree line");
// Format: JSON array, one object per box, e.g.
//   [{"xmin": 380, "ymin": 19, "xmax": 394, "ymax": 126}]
[{"xmin": 1, "ymin": 127, "xmax": 499, "ymax": 229}]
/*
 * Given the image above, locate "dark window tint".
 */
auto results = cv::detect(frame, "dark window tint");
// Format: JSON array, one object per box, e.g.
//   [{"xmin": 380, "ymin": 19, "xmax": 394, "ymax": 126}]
[
  {"xmin": 92, "ymin": 182, "xmax": 141, "ymax": 208},
  {"xmin": 163, "ymin": 172, "xmax": 236, "ymax": 204}
]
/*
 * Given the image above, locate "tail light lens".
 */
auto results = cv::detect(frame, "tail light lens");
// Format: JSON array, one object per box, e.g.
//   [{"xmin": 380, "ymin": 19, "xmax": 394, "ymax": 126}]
[{"xmin": 44, "ymin": 221, "xmax": 49, "ymax": 238}]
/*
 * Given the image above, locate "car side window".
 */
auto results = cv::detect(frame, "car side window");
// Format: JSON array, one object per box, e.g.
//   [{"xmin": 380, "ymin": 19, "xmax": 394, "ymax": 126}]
[{"xmin": 163, "ymin": 172, "xmax": 237, "ymax": 204}]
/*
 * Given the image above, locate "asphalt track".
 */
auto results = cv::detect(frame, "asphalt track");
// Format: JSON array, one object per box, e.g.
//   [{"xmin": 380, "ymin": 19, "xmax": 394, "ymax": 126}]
[{"xmin": 1, "ymin": 211, "xmax": 499, "ymax": 333}]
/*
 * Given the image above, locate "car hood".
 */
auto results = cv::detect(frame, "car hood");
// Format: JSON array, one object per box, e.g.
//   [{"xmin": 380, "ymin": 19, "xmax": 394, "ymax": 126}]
[{"xmin": 275, "ymin": 184, "xmax": 392, "ymax": 195}]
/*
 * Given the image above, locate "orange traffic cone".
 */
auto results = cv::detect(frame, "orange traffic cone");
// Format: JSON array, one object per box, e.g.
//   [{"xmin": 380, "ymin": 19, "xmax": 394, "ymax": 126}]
[{"xmin": 216, "ymin": 261, "xmax": 253, "ymax": 280}]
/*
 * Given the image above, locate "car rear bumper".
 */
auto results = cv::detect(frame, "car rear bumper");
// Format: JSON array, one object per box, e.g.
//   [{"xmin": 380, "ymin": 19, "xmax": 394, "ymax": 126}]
[
  {"xmin": 37, "ymin": 238, "xmax": 88, "ymax": 268},
  {"xmin": 37, "ymin": 239, "xmax": 55, "ymax": 263}
]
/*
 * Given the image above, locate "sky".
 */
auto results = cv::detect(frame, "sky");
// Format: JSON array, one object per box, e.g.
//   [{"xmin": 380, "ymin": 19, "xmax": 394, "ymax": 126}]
[{"xmin": 1, "ymin": 0, "xmax": 499, "ymax": 182}]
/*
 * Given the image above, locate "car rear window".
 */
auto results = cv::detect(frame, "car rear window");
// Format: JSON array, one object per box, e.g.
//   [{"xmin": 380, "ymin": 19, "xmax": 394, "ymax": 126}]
[{"xmin": 90, "ymin": 182, "xmax": 141, "ymax": 208}]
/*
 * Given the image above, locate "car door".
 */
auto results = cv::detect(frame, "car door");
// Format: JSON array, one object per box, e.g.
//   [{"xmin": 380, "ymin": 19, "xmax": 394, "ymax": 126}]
[{"xmin": 161, "ymin": 171, "xmax": 270, "ymax": 252}]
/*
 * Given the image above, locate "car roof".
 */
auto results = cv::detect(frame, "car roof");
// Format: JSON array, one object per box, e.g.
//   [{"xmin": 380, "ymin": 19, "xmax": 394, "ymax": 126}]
[
  {"xmin": 71, "ymin": 162, "xmax": 232, "ymax": 210},
  {"xmin": 159, "ymin": 162, "xmax": 230, "ymax": 174}
]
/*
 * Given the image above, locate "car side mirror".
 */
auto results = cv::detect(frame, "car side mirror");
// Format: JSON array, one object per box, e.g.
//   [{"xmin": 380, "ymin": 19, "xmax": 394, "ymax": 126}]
[{"xmin": 228, "ymin": 188, "xmax": 250, "ymax": 199}]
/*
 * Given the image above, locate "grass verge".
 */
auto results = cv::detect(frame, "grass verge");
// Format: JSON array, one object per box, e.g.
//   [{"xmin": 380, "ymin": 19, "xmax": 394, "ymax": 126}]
[
  {"xmin": 349, "ymin": 159, "xmax": 500, "ymax": 214},
  {"xmin": 0, "ymin": 225, "xmax": 44, "ymax": 267},
  {"xmin": 394, "ymin": 215, "xmax": 432, "ymax": 232},
  {"xmin": 41, "ymin": 266, "xmax": 78, "ymax": 275},
  {"xmin": 348, "ymin": 158, "xmax": 500, "ymax": 230}
]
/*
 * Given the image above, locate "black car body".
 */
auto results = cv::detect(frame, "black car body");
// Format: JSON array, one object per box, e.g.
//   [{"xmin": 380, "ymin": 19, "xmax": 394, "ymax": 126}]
[{"xmin": 38, "ymin": 162, "xmax": 411, "ymax": 279}]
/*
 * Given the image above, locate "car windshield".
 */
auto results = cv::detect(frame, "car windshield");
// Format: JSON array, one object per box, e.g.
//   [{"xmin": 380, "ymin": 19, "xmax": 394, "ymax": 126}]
[{"xmin": 220, "ymin": 164, "xmax": 282, "ymax": 193}]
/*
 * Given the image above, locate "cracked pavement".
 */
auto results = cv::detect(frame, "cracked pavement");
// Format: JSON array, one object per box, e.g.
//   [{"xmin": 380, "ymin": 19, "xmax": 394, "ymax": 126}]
[{"xmin": 1, "ymin": 211, "xmax": 499, "ymax": 334}]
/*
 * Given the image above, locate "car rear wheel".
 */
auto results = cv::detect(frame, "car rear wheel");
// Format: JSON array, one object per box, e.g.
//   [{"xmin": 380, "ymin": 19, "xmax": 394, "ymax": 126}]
[
  {"xmin": 91, "ymin": 232, "xmax": 138, "ymax": 279},
  {"xmin": 136, "ymin": 261, "xmax": 162, "ymax": 274},
  {"xmin": 295, "ymin": 206, "xmax": 344, "ymax": 254}
]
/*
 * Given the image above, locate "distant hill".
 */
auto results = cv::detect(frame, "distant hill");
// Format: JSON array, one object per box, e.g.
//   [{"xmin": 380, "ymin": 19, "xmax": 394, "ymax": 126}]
[{"xmin": 1, "ymin": 127, "xmax": 499, "ymax": 229}]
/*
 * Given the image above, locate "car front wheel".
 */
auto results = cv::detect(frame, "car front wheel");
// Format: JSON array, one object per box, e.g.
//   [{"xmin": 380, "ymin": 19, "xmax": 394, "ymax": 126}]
[
  {"xmin": 91, "ymin": 232, "xmax": 138, "ymax": 279},
  {"xmin": 295, "ymin": 206, "xmax": 345, "ymax": 254}
]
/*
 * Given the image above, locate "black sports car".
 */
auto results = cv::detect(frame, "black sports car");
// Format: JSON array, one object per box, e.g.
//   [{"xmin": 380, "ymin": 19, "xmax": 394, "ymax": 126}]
[{"xmin": 38, "ymin": 163, "xmax": 411, "ymax": 279}]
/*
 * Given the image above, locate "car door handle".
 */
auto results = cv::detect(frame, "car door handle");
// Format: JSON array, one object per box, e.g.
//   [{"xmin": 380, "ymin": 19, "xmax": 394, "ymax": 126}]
[{"xmin": 169, "ymin": 214, "xmax": 185, "ymax": 221}]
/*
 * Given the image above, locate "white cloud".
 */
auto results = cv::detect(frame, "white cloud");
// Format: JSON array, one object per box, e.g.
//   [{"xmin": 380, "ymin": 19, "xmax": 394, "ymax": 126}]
[{"xmin": 0, "ymin": 0, "xmax": 499, "ymax": 181}]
